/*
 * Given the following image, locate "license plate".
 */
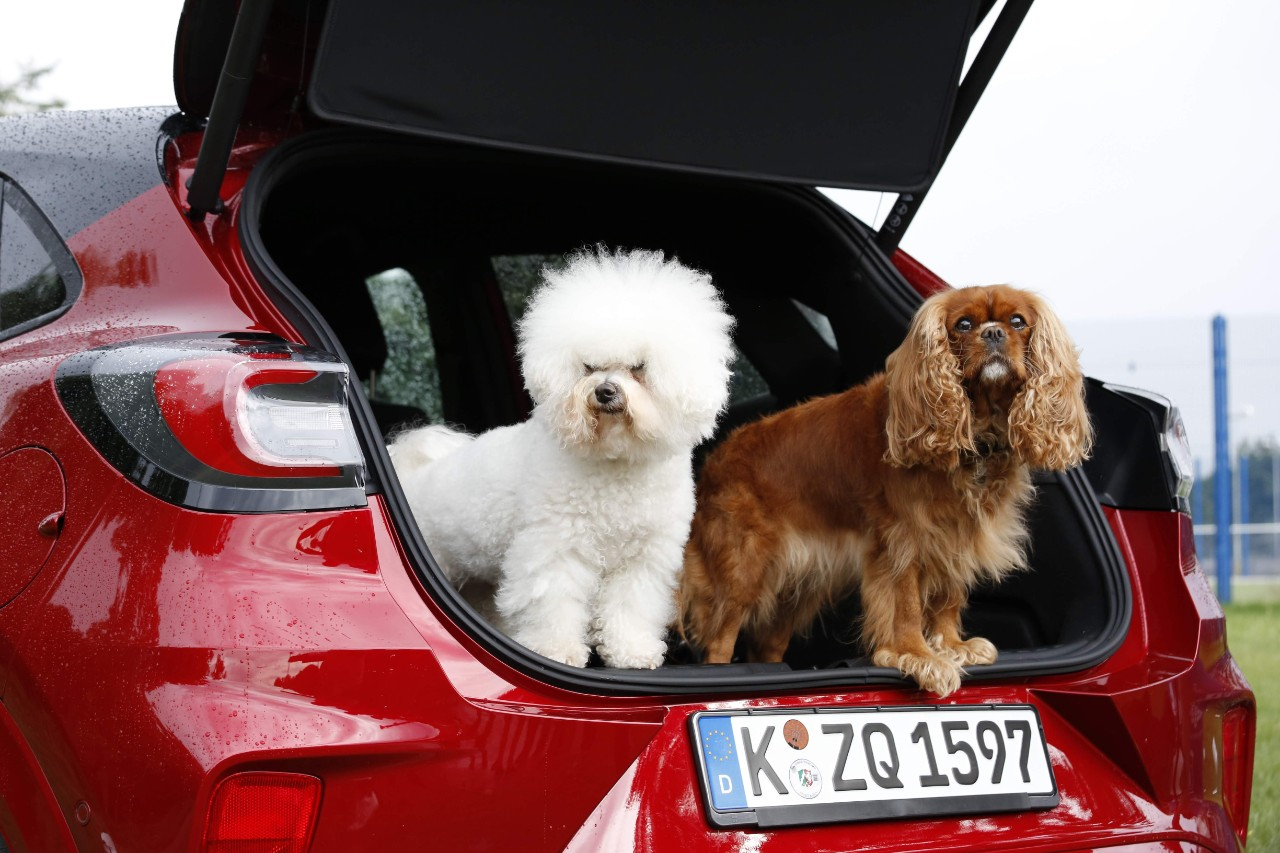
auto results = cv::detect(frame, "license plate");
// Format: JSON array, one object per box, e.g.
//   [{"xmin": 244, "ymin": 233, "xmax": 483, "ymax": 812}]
[{"xmin": 690, "ymin": 705, "xmax": 1058, "ymax": 828}]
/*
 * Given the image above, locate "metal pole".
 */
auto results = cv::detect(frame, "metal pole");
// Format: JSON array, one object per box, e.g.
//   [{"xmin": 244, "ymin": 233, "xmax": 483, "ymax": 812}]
[
  {"xmin": 1273, "ymin": 451, "xmax": 1279, "ymax": 574},
  {"xmin": 1239, "ymin": 452, "xmax": 1250, "ymax": 576},
  {"xmin": 1212, "ymin": 315, "xmax": 1232, "ymax": 603}
]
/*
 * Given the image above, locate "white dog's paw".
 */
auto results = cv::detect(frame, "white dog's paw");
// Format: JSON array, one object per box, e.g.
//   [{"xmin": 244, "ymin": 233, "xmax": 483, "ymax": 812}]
[
  {"xmin": 596, "ymin": 636, "xmax": 668, "ymax": 670},
  {"xmin": 522, "ymin": 637, "xmax": 592, "ymax": 668}
]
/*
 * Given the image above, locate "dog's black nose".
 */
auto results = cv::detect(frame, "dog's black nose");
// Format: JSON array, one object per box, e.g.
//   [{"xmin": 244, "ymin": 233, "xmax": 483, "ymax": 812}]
[
  {"xmin": 981, "ymin": 325, "xmax": 1006, "ymax": 345},
  {"xmin": 595, "ymin": 381, "xmax": 620, "ymax": 405}
]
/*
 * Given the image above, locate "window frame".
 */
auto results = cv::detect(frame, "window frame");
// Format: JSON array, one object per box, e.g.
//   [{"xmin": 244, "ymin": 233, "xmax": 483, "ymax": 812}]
[{"xmin": 0, "ymin": 174, "xmax": 84, "ymax": 343}]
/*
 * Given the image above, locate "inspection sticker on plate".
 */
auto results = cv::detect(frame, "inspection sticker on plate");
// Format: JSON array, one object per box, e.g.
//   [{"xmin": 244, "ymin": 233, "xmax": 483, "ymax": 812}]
[{"xmin": 690, "ymin": 705, "xmax": 1058, "ymax": 828}]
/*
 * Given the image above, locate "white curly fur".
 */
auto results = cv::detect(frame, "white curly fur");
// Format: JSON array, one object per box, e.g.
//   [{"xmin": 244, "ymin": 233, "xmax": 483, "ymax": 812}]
[{"xmin": 390, "ymin": 248, "xmax": 735, "ymax": 668}]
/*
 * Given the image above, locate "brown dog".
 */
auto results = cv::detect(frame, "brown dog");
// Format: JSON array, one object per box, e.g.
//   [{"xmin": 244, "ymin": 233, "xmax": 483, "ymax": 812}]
[{"xmin": 678, "ymin": 285, "xmax": 1092, "ymax": 696}]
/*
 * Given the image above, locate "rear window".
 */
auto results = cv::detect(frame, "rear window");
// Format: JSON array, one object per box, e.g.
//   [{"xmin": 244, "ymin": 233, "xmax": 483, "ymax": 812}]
[
  {"xmin": 362, "ymin": 254, "xmax": 771, "ymax": 431},
  {"xmin": 364, "ymin": 268, "xmax": 443, "ymax": 423}
]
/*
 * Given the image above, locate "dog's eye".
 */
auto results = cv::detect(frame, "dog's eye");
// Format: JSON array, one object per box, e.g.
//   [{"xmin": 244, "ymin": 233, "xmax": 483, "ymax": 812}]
[
  {"xmin": 1010, "ymin": 314, "xmax": 1027, "ymax": 330},
  {"xmin": 583, "ymin": 363, "xmax": 601, "ymax": 375},
  {"xmin": 955, "ymin": 318, "xmax": 974, "ymax": 333},
  {"xmin": 630, "ymin": 362, "xmax": 646, "ymax": 375}
]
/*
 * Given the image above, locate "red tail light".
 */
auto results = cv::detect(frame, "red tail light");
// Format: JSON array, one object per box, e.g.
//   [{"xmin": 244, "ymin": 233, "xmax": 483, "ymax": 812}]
[
  {"xmin": 56, "ymin": 334, "xmax": 366, "ymax": 512},
  {"xmin": 202, "ymin": 772, "xmax": 322, "ymax": 853},
  {"xmin": 153, "ymin": 357, "xmax": 347, "ymax": 479},
  {"xmin": 1221, "ymin": 703, "xmax": 1255, "ymax": 846},
  {"xmin": 1178, "ymin": 512, "xmax": 1199, "ymax": 575}
]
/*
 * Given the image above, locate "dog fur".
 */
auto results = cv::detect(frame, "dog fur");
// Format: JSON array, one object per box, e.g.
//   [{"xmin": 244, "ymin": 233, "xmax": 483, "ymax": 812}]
[
  {"xmin": 678, "ymin": 284, "xmax": 1092, "ymax": 696},
  {"xmin": 391, "ymin": 248, "xmax": 734, "ymax": 668}
]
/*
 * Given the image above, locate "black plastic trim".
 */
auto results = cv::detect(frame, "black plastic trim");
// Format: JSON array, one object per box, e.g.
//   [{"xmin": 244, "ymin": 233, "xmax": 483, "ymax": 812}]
[
  {"xmin": 1082, "ymin": 379, "xmax": 1186, "ymax": 512},
  {"xmin": 158, "ymin": 112, "xmax": 208, "ymax": 191}
]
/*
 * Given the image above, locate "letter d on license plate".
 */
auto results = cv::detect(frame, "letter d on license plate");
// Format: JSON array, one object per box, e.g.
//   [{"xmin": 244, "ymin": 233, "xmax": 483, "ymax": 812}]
[{"xmin": 690, "ymin": 705, "xmax": 1058, "ymax": 829}]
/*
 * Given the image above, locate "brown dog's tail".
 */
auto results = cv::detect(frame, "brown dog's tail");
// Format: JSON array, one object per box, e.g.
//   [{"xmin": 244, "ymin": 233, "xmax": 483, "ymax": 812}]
[{"xmin": 674, "ymin": 539, "xmax": 703, "ymax": 650}]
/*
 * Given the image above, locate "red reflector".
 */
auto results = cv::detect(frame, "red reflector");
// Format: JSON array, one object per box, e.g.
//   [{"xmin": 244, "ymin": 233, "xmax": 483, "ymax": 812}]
[
  {"xmin": 1178, "ymin": 512, "xmax": 1199, "ymax": 574},
  {"xmin": 1222, "ymin": 704, "xmax": 1255, "ymax": 846},
  {"xmin": 203, "ymin": 772, "xmax": 322, "ymax": 853}
]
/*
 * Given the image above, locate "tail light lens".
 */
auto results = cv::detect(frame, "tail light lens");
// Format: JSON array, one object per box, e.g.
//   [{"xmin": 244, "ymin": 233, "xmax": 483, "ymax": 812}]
[
  {"xmin": 1161, "ymin": 404, "xmax": 1195, "ymax": 510},
  {"xmin": 57, "ymin": 334, "xmax": 366, "ymax": 512},
  {"xmin": 202, "ymin": 771, "xmax": 322, "ymax": 853}
]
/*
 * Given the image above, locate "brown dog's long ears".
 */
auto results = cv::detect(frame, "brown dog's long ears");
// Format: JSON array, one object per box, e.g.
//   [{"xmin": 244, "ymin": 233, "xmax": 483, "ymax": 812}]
[
  {"xmin": 1007, "ymin": 293, "xmax": 1094, "ymax": 470},
  {"xmin": 883, "ymin": 295, "xmax": 974, "ymax": 471}
]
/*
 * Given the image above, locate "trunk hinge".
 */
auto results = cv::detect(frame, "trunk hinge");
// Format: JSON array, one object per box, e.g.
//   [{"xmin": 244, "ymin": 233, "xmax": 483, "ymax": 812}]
[{"xmin": 186, "ymin": 0, "xmax": 277, "ymax": 220}]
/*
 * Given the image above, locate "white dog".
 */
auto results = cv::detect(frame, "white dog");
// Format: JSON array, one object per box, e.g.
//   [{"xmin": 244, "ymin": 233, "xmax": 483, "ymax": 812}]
[{"xmin": 390, "ymin": 248, "xmax": 735, "ymax": 668}]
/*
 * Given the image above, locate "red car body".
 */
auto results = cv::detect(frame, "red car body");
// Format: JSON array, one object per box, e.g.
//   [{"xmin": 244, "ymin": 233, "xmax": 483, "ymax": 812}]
[{"xmin": 0, "ymin": 2, "xmax": 1255, "ymax": 851}]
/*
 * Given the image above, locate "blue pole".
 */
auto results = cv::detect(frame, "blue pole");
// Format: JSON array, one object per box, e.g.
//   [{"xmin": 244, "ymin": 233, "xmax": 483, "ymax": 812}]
[
  {"xmin": 1240, "ymin": 452, "xmax": 1250, "ymax": 576},
  {"xmin": 1213, "ymin": 315, "xmax": 1232, "ymax": 603}
]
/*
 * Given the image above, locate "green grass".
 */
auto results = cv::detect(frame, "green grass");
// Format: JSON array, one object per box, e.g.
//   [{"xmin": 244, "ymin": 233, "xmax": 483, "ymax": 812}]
[{"xmin": 1224, "ymin": 601, "xmax": 1280, "ymax": 850}]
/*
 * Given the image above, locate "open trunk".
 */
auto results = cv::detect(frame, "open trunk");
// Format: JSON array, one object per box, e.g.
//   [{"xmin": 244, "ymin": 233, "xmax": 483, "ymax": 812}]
[{"xmin": 236, "ymin": 131, "xmax": 1131, "ymax": 694}]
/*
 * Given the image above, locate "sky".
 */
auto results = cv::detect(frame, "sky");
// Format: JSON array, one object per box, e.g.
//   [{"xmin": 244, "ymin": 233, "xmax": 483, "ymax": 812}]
[{"xmin": 3, "ymin": 0, "xmax": 1278, "ymax": 467}]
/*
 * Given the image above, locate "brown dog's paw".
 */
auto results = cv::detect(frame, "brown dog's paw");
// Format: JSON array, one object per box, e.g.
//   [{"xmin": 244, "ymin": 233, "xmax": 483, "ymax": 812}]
[
  {"xmin": 873, "ymin": 648, "xmax": 962, "ymax": 698},
  {"xmin": 954, "ymin": 636, "xmax": 997, "ymax": 667},
  {"xmin": 929, "ymin": 634, "xmax": 998, "ymax": 667}
]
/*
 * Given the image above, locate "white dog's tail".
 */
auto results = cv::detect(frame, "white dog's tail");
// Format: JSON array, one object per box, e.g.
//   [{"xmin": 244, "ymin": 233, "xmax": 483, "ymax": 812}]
[{"xmin": 387, "ymin": 424, "xmax": 475, "ymax": 470}]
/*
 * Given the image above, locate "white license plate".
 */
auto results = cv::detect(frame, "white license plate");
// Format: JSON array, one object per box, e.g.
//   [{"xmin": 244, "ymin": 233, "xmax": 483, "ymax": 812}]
[{"xmin": 690, "ymin": 705, "xmax": 1058, "ymax": 828}]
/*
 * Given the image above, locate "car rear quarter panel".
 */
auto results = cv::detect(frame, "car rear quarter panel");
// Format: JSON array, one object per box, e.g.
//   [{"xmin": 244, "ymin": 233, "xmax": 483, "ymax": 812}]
[{"xmin": 1, "ymin": 119, "xmax": 669, "ymax": 851}]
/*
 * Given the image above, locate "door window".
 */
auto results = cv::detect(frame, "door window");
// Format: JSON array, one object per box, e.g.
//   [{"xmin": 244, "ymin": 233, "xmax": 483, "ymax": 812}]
[{"xmin": 0, "ymin": 176, "xmax": 80, "ymax": 340}]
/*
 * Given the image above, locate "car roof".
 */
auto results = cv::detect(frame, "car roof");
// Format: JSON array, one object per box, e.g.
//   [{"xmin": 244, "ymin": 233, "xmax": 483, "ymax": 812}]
[{"xmin": 174, "ymin": 0, "xmax": 1025, "ymax": 198}]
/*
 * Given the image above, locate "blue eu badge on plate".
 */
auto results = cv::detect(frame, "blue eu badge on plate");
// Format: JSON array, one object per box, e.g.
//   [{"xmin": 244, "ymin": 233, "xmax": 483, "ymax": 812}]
[{"xmin": 697, "ymin": 716, "xmax": 747, "ymax": 810}]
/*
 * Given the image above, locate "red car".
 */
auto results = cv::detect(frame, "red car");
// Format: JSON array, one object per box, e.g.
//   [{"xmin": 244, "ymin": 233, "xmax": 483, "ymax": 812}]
[{"xmin": 0, "ymin": 1, "xmax": 1254, "ymax": 851}]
